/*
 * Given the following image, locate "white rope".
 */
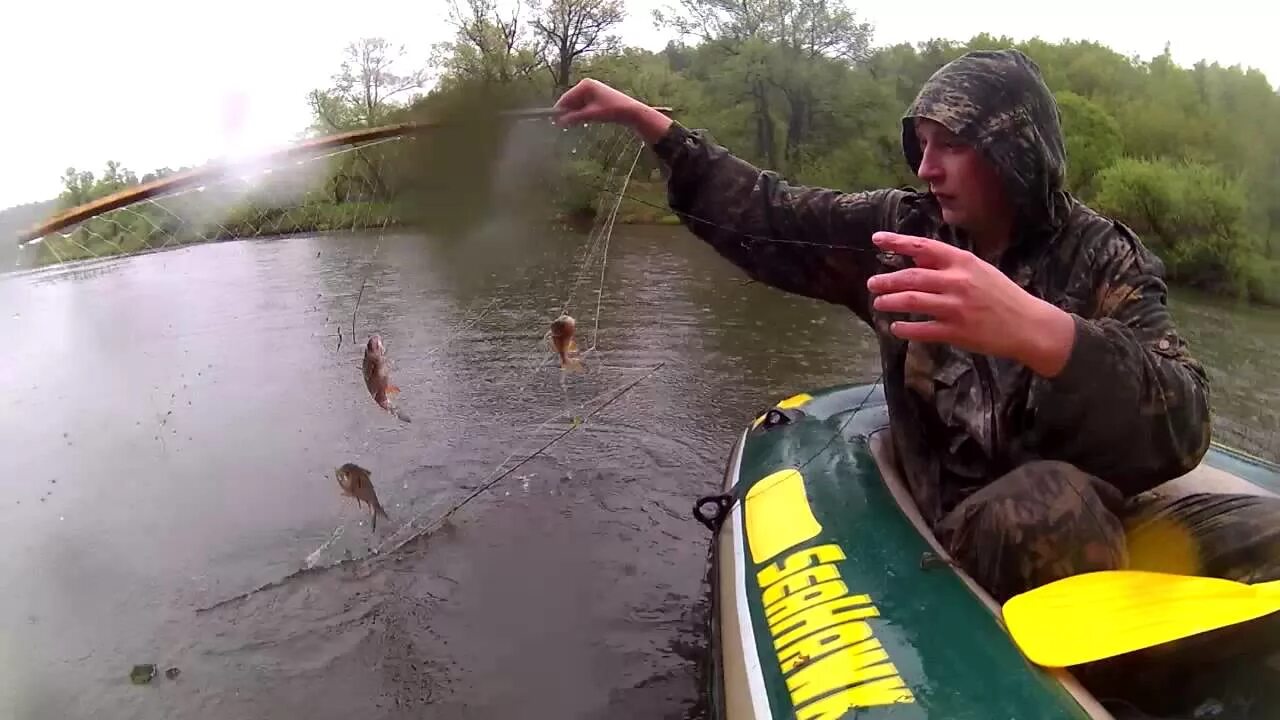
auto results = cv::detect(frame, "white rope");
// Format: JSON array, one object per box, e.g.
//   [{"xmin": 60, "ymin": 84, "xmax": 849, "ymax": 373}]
[
  {"xmin": 555, "ymin": 128, "xmax": 636, "ymax": 318},
  {"xmin": 588, "ymin": 140, "xmax": 643, "ymax": 352}
]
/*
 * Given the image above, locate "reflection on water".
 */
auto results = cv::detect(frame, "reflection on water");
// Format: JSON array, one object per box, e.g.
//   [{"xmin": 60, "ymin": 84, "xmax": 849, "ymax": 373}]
[{"xmin": 0, "ymin": 224, "xmax": 1275, "ymax": 718}]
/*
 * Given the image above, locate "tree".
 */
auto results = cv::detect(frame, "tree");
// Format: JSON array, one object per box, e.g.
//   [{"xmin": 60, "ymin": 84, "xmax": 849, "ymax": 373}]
[
  {"xmin": 35, "ymin": 24, "xmax": 1280, "ymax": 304},
  {"xmin": 433, "ymin": 0, "xmax": 545, "ymax": 86},
  {"xmin": 306, "ymin": 37, "xmax": 428, "ymax": 133},
  {"xmin": 768, "ymin": 0, "xmax": 875, "ymax": 165},
  {"xmin": 1094, "ymin": 157, "xmax": 1253, "ymax": 291},
  {"xmin": 56, "ymin": 161, "xmax": 141, "ymax": 210},
  {"xmin": 59, "ymin": 168, "xmax": 98, "ymax": 209},
  {"xmin": 529, "ymin": 0, "xmax": 625, "ymax": 95},
  {"xmin": 305, "ymin": 38, "xmax": 428, "ymax": 204},
  {"xmin": 1055, "ymin": 91, "xmax": 1123, "ymax": 200},
  {"xmin": 654, "ymin": 0, "xmax": 874, "ymax": 172}
]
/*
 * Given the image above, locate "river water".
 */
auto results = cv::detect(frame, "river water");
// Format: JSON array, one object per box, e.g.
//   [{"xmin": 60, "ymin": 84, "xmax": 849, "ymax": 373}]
[{"xmin": 1, "ymin": 224, "xmax": 1276, "ymax": 719}]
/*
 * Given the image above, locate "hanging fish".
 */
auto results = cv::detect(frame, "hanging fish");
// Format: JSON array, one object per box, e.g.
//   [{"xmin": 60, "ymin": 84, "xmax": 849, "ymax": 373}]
[
  {"xmin": 362, "ymin": 334, "xmax": 411, "ymax": 422},
  {"xmin": 334, "ymin": 462, "xmax": 390, "ymax": 531},
  {"xmin": 549, "ymin": 314, "xmax": 585, "ymax": 372}
]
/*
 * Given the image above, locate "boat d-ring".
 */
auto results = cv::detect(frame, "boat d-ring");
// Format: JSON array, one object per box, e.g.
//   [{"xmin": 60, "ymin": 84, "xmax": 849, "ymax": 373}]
[
  {"xmin": 693, "ymin": 493, "xmax": 735, "ymax": 533},
  {"xmin": 758, "ymin": 406, "xmax": 803, "ymax": 430}
]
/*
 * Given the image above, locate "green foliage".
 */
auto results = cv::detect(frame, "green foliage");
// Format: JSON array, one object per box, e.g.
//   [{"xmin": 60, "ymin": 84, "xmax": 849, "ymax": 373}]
[
  {"xmin": 1093, "ymin": 157, "xmax": 1265, "ymax": 297},
  {"xmin": 21, "ymin": 10, "xmax": 1280, "ymax": 305},
  {"xmin": 1055, "ymin": 91, "xmax": 1123, "ymax": 200},
  {"xmin": 306, "ymin": 37, "xmax": 428, "ymax": 134},
  {"xmin": 429, "ymin": 0, "xmax": 546, "ymax": 89},
  {"xmin": 57, "ymin": 160, "xmax": 142, "ymax": 210}
]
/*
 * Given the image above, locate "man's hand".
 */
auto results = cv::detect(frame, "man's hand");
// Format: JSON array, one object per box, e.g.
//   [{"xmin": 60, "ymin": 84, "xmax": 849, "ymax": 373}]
[
  {"xmin": 865, "ymin": 231, "xmax": 1077, "ymax": 378},
  {"xmin": 553, "ymin": 79, "xmax": 673, "ymax": 143}
]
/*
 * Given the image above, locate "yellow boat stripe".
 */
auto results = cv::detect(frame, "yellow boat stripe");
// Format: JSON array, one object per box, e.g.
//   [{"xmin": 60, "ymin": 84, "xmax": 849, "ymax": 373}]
[
  {"xmin": 777, "ymin": 393, "xmax": 812, "ymax": 409},
  {"xmin": 742, "ymin": 467, "xmax": 917, "ymax": 713},
  {"xmin": 745, "ymin": 468, "xmax": 822, "ymax": 564}
]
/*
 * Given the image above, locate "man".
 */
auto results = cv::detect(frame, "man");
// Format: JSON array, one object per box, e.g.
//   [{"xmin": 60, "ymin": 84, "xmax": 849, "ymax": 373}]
[{"xmin": 550, "ymin": 50, "xmax": 1239, "ymax": 606}]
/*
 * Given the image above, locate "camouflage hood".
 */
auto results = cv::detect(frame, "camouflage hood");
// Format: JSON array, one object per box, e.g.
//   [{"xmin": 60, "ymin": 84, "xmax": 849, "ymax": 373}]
[{"xmin": 901, "ymin": 49, "xmax": 1071, "ymax": 238}]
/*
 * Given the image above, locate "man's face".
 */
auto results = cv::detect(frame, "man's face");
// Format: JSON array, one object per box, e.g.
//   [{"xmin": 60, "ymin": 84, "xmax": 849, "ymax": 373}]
[{"xmin": 914, "ymin": 118, "xmax": 1010, "ymax": 231}]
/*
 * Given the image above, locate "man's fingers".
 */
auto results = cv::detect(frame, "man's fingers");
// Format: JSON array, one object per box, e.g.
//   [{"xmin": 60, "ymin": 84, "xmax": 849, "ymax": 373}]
[
  {"xmin": 872, "ymin": 231, "xmax": 961, "ymax": 268},
  {"xmin": 554, "ymin": 80, "xmax": 592, "ymax": 109},
  {"xmin": 889, "ymin": 319, "xmax": 953, "ymax": 344},
  {"xmin": 872, "ymin": 290, "xmax": 958, "ymax": 318},
  {"xmin": 866, "ymin": 267, "xmax": 950, "ymax": 295},
  {"xmin": 555, "ymin": 107, "xmax": 596, "ymax": 127},
  {"xmin": 553, "ymin": 86, "xmax": 595, "ymax": 124}
]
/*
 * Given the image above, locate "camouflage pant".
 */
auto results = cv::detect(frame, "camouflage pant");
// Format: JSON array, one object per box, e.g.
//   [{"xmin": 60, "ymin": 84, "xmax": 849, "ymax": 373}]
[
  {"xmin": 934, "ymin": 460, "xmax": 1280, "ymax": 715},
  {"xmin": 933, "ymin": 460, "xmax": 1129, "ymax": 604},
  {"xmin": 933, "ymin": 460, "xmax": 1280, "ymax": 604}
]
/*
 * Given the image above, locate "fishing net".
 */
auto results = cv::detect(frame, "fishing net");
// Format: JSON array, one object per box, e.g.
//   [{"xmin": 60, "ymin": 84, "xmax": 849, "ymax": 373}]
[
  {"xmin": 13, "ymin": 107, "xmax": 676, "ymax": 607},
  {"xmin": 15, "ymin": 106, "xmax": 656, "ymax": 267},
  {"xmin": 16, "ymin": 110, "xmax": 660, "ymax": 399},
  {"xmin": 18, "ymin": 134, "xmax": 401, "ymax": 267},
  {"xmin": 351, "ymin": 114, "xmax": 667, "ymax": 563}
]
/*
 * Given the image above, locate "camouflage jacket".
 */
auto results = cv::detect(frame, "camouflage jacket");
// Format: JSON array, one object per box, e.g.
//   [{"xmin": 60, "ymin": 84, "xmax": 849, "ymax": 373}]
[{"xmin": 649, "ymin": 49, "xmax": 1212, "ymax": 525}]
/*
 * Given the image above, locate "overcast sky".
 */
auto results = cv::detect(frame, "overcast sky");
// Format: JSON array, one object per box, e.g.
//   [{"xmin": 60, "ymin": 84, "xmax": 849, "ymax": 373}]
[{"xmin": 1, "ymin": 0, "xmax": 1275, "ymax": 209}]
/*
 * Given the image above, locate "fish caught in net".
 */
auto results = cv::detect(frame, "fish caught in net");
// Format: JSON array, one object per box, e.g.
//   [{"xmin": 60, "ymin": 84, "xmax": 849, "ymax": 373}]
[{"xmin": 20, "ymin": 105, "xmax": 673, "ymax": 609}]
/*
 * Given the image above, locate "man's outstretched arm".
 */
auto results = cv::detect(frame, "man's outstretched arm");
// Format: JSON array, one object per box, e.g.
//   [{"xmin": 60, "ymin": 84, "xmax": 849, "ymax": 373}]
[{"xmin": 556, "ymin": 79, "xmax": 903, "ymax": 320}]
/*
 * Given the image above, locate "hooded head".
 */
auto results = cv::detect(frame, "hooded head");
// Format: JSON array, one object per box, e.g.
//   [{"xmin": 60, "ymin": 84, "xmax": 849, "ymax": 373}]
[{"xmin": 901, "ymin": 49, "xmax": 1069, "ymax": 242}]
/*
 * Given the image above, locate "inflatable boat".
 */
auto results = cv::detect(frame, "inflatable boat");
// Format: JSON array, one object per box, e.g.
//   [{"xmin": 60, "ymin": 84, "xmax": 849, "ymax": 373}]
[{"xmin": 697, "ymin": 382, "xmax": 1280, "ymax": 719}]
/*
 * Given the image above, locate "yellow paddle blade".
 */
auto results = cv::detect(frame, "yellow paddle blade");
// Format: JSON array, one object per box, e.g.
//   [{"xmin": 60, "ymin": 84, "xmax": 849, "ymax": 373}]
[{"xmin": 1001, "ymin": 570, "xmax": 1280, "ymax": 668}]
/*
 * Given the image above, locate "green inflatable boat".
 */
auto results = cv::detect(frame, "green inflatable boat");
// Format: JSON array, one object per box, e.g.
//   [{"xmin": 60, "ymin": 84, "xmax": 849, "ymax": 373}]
[{"xmin": 697, "ymin": 382, "xmax": 1280, "ymax": 720}]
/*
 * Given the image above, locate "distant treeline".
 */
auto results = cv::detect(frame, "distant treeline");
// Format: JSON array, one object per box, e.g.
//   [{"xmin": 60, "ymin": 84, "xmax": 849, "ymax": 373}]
[{"xmin": 16, "ymin": 0, "xmax": 1280, "ymax": 304}]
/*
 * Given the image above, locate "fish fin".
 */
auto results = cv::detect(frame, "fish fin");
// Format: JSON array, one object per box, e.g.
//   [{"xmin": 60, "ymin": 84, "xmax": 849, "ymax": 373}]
[
  {"xmin": 371, "ymin": 502, "xmax": 389, "ymax": 531},
  {"xmin": 387, "ymin": 385, "xmax": 400, "ymax": 395}
]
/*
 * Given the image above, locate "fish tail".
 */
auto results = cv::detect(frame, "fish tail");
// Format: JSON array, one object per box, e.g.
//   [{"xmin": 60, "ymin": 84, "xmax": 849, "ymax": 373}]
[
  {"xmin": 371, "ymin": 500, "xmax": 389, "ymax": 531},
  {"xmin": 392, "ymin": 406, "xmax": 412, "ymax": 423},
  {"xmin": 563, "ymin": 356, "xmax": 586, "ymax": 373}
]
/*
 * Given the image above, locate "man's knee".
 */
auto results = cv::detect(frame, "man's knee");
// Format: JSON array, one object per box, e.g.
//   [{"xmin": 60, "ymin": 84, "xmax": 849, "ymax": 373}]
[
  {"xmin": 1126, "ymin": 491, "xmax": 1280, "ymax": 584},
  {"xmin": 935, "ymin": 460, "xmax": 1128, "ymax": 602},
  {"xmin": 942, "ymin": 460, "xmax": 1124, "ymax": 536}
]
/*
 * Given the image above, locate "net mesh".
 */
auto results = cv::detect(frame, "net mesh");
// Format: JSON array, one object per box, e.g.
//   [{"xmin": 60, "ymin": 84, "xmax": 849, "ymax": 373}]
[
  {"xmin": 22, "ymin": 134, "xmax": 405, "ymax": 267},
  {"xmin": 16, "ymin": 112, "xmax": 651, "ymax": 271},
  {"xmin": 17, "ymin": 113, "xmax": 671, "ymax": 596}
]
